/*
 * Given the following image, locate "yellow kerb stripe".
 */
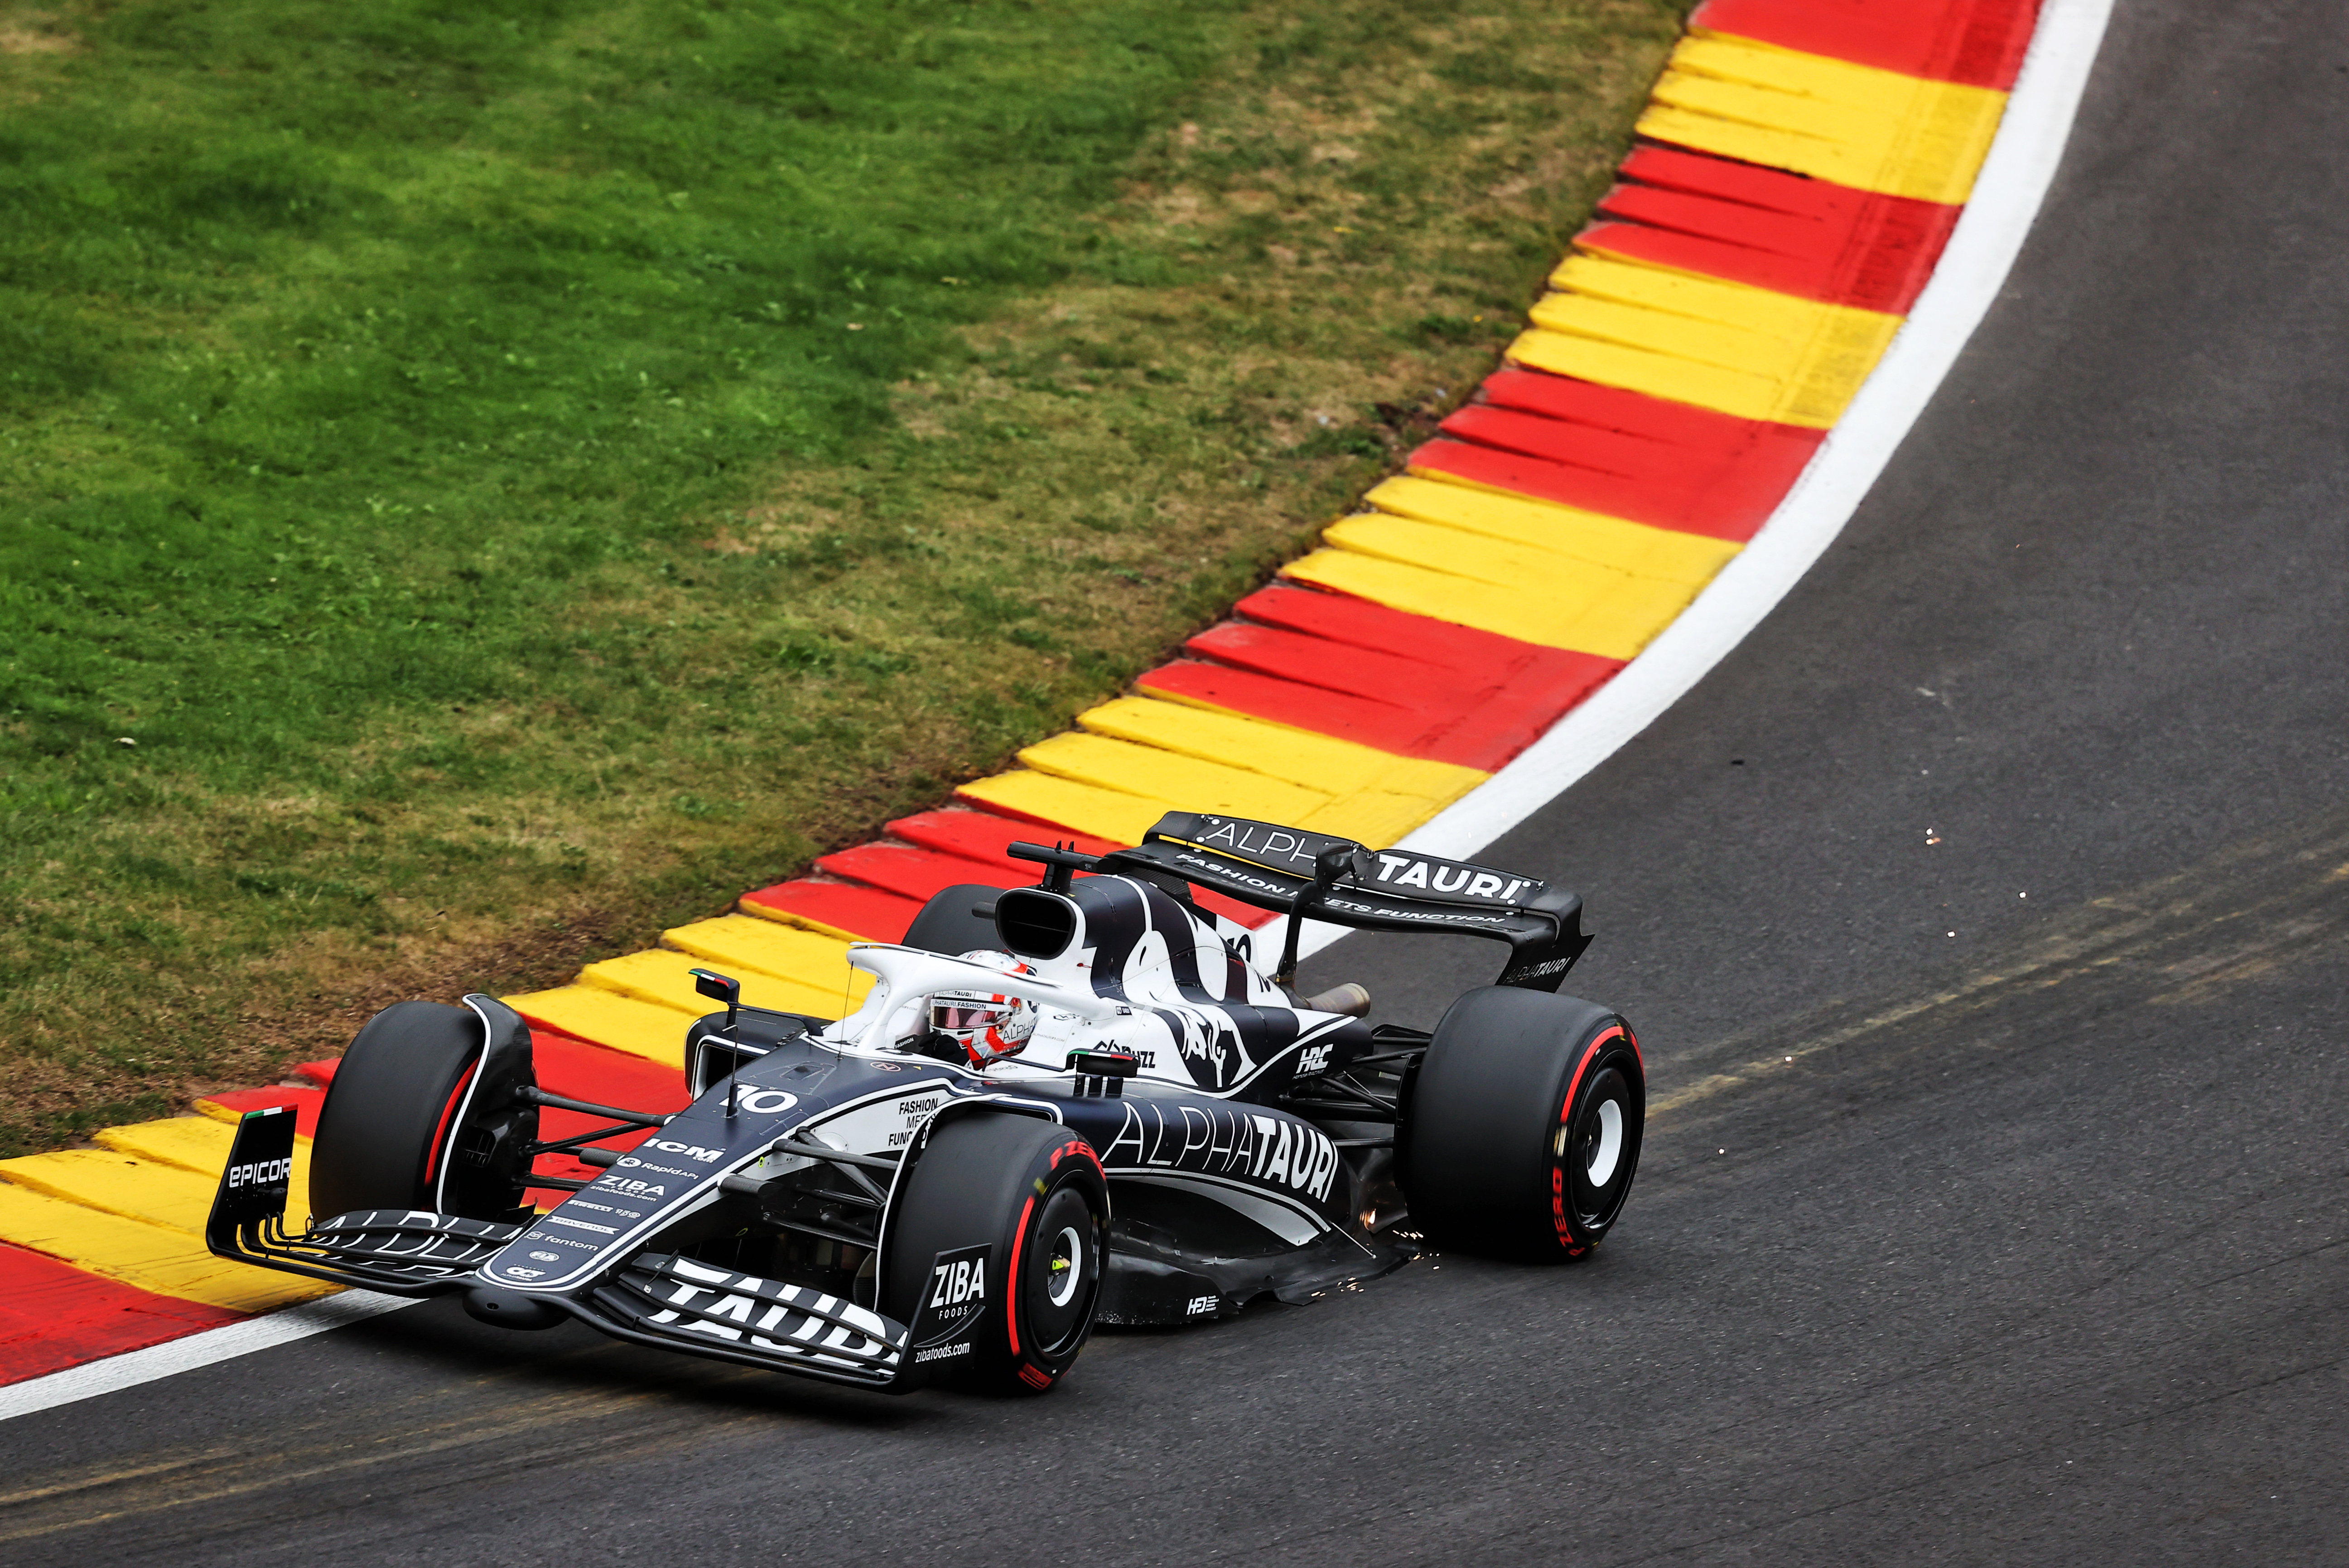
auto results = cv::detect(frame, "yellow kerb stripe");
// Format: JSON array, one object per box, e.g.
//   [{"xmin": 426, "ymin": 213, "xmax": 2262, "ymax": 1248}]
[
  {"xmin": 1077, "ymin": 696, "xmax": 1486, "ymax": 807},
  {"xmin": 507, "ymin": 910, "xmax": 878, "ymax": 1061},
  {"xmin": 958, "ymin": 769, "xmax": 1167, "ymax": 847},
  {"xmin": 1370, "ymin": 476, "xmax": 1741, "ymax": 587},
  {"xmin": 1317, "ymin": 512, "xmax": 1710, "ymax": 661},
  {"xmin": 1506, "ymin": 251, "xmax": 1903, "ymax": 428},
  {"xmin": 1021, "ymin": 731, "xmax": 1328, "ymax": 824},
  {"xmin": 502, "ymin": 983, "xmax": 705, "ymax": 1064},
  {"xmin": 92, "ymin": 1116, "xmax": 313, "ymax": 1192},
  {"xmin": 0, "ymin": 1181, "xmax": 333, "ymax": 1312},
  {"xmin": 1639, "ymin": 30, "xmax": 2009, "ymax": 206},
  {"xmin": 960, "ymin": 700, "xmax": 1486, "ymax": 856},
  {"xmin": 577, "ymin": 946, "xmax": 859, "ymax": 1021},
  {"xmin": 663, "ymin": 914, "xmax": 863, "ymax": 997},
  {"xmin": 1282, "ymin": 543, "xmax": 1700, "ymax": 661},
  {"xmin": 4, "ymin": 1148, "xmax": 234, "ymax": 1236},
  {"xmin": 0, "ymin": 1115, "xmax": 340, "ymax": 1310}
]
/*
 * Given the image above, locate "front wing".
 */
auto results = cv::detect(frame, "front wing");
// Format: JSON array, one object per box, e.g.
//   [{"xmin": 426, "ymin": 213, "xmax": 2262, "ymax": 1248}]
[{"xmin": 205, "ymin": 1106, "xmax": 974, "ymax": 1392}]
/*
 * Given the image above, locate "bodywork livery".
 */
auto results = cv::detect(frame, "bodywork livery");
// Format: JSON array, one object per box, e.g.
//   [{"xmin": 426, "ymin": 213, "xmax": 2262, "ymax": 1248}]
[{"xmin": 208, "ymin": 811, "xmax": 1600, "ymax": 1393}]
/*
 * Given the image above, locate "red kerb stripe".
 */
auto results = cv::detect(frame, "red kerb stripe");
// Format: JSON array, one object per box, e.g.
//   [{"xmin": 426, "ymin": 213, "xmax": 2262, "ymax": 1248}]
[
  {"xmin": 1234, "ymin": 583, "xmax": 1580, "ymax": 675},
  {"xmin": 1422, "ymin": 370, "xmax": 1823, "ymax": 541},
  {"xmin": 1187, "ymin": 587, "xmax": 1620, "ymax": 767},
  {"xmin": 203, "ymin": 1086, "xmax": 327, "ymax": 1138},
  {"xmin": 1690, "ymin": 0, "xmax": 2043, "ymax": 90},
  {"xmin": 1585, "ymin": 145, "xmax": 1964, "ymax": 315},
  {"xmin": 523, "ymin": 1030, "xmax": 690, "ymax": 1199},
  {"xmin": 740, "ymin": 880, "xmax": 924, "ymax": 942},
  {"xmin": 888, "ymin": 811, "xmax": 1124, "ymax": 868},
  {"xmin": 0, "ymin": 1243, "xmax": 245, "ymax": 1388},
  {"xmin": 818, "ymin": 843, "xmax": 1040, "ymax": 902}
]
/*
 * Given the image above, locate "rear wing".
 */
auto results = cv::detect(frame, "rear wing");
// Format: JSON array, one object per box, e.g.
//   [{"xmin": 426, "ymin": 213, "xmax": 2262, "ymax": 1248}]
[{"xmin": 1074, "ymin": 811, "xmax": 1592, "ymax": 992}]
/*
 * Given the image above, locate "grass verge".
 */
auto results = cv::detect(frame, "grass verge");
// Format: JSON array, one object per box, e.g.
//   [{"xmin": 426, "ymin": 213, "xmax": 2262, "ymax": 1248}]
[{"xmin": 0, "ymin": 0, "xmax": 1686, "ymax": 1154}]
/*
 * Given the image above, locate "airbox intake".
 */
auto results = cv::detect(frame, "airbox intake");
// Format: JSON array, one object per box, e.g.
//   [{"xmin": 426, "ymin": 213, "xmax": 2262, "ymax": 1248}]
[{"xmin": 994, "ymin": 888, "xmax": 1079, "ymax": 960}]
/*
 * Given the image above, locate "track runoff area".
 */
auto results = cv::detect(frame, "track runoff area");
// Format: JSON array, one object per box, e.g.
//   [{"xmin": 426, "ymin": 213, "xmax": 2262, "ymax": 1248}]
[{"xmin": 0, "ymin": 0, "xmax": 2106, "ymax": 1408}]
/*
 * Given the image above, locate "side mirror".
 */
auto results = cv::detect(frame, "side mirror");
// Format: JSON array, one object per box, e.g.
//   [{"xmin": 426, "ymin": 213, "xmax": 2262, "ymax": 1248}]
[{"xmin": 689, "ymin": 968, "xmax": 741, "ymax": 1032}]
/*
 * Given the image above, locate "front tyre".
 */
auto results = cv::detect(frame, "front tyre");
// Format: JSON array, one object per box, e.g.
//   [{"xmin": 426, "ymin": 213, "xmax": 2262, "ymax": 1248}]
[
  {"xmin": 1400, "ymin": 987, "xmax": 1644, "ymax": 1259},
  {"xmin": 883, "ymin": 1114, "xmax": 1108, "ymax": 1394},
  {"xmin": 309, "ymin": 997, "xmax": 539, "ymax": 1223}
]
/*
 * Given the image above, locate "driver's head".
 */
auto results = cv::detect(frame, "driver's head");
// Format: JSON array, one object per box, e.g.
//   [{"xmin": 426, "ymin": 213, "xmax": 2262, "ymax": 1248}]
[{"xmin": 930, "ymin": 950, "xmax": 1040, "ymax": 1066}]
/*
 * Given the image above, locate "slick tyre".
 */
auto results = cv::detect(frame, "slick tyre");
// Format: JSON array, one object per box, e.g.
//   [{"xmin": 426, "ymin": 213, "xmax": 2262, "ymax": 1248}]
[
  {"xmin": 884, "ymin": 1114, "xmax": 1108, "ymax": 1395},
  {"xmin": 309, "ymin": 999, "xmax": 536, "ymax": 1223},
  {"xmin": 902, "ymin": 883, "xmax": 1007, "ymax": 958},
  {"xmin": 1400, "ymin": 987, "xmax": 1644, "ymax": 1260}
]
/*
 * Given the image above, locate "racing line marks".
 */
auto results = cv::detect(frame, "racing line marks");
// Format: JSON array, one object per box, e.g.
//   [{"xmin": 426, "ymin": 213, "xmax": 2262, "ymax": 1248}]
[
  {"xmin": 1647, "ymin": 811, "xmax": 2349, "ymax": 1126},
  {"xmin": 0, "ymin": 1380, "xmax": 760, "ymax": 1546}
]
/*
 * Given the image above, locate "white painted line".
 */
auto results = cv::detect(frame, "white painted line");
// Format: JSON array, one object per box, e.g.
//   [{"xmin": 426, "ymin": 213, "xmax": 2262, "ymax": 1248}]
[
  {"xmin": 0, "ymin": 1290, "xmax": 415, "ymax": 1423},
  {"xmin": 1283, "ymin": 0, "xmax": 2119, "ymax": 965},
  {"xmin": 1, "ymin": 0, "xmax": 2115, "ymax": 1417}
]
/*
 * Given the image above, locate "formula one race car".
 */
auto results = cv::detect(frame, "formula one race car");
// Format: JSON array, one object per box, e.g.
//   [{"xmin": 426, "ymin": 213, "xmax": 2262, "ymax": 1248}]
[{"xmin": 208, "ymin": 811, "xmax": 1645, "ymax": 1395}]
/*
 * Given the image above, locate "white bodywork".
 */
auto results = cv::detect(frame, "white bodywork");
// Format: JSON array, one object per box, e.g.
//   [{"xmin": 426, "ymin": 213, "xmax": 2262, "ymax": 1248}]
[{"xmin": 820, "ymin": 878, "xmax": 1343, "ymax": 1095}]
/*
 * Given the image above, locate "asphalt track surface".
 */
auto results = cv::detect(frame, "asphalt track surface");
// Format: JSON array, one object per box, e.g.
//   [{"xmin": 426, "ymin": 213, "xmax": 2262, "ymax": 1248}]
[{"xmin": 6, "ymin": 4, "xmax": 2346, "ymax": 1561}]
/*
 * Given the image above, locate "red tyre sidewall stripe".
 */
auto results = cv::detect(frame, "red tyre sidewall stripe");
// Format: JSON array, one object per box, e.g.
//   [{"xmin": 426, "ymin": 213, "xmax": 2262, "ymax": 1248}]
[
  {"xmin": 1551, "ymin": 1023, "xmax": 1627, "ymax": 1250},
  {"xmin": 1009, "ymin": 1139, "xmax": 1097, "ymax": 1369},
  {"xmin": 1005, "ymin": 1193, "xmax": 1036, "ymax": 1358},
  {"xmin": 1557, "ymin": 1024, "xmax": 1626, "ymax": 1136},
  {"xmin": 423, "ymin": 1061, "xmax": 480, "ymax": 1190}
]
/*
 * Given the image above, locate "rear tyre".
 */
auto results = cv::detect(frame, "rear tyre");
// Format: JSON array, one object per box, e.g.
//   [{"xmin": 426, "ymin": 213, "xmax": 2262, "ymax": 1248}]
[
  {"xmin": 1400, "ymin": 987, "xmax": 1644, "ymax": 1259},
  {"xmin": 883, "ymin": 1114, "xmax": 1108, "ymax": 1394},
  {"xmin": 309, "ymin": 999, "xmax": 539, "ymax": 1223},
  {"xmin": 902, "ymin": 883, "xmax": 1008, "ymax": 958}
]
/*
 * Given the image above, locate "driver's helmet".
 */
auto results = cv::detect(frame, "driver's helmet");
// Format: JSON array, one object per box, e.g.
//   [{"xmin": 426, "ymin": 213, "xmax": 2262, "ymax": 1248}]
[{"xmin": 930, "ymin": 950, "xmax": 1040, "ymax": 1066}]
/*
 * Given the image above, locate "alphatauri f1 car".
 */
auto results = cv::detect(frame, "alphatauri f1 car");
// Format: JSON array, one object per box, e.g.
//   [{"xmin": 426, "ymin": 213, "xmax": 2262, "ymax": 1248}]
[{"xmin": 208, "ymin": 811, "xmax": 1645, "ymax": 1395}]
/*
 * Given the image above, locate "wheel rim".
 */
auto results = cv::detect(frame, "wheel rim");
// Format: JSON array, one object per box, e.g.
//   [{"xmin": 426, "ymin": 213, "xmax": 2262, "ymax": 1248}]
[
  {"xmin": 1563, "ymin": 1064, "xmax": 1637, "ymax": 1230},
  {"xmin": 1023, "ymin": 1185, "xmax": 1099, "ymax": 1358},
  {"xmin": 1046, "ymin": 1224, "xmax": 1083, "ymax": 1307},
  {"xmin": 1583, "ymin": 1097, "xmax": 1623, "ymax": 1187}
]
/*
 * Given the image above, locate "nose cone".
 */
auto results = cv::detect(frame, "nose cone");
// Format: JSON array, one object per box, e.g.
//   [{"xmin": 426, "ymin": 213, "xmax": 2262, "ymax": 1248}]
[{"xmin": 463, "ymin": 1285, "xmax": 568, "ymax": 1331}]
